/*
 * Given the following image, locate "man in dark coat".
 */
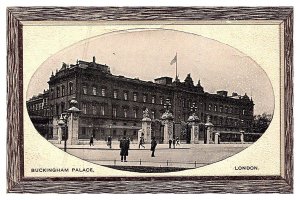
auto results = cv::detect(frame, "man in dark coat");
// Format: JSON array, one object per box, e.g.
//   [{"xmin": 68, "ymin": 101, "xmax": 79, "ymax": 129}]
[
  {"xmin": 89, "ymin": 135, "xmax": 94, "ymax": 146},
  {"xmin": 107, "ymin": 136, "xmax": 112, "ymax": 149},
  {"xmin": 120, "ymin": 137, "xmax": 129, "ymax": 162},
  {"xmin": 151, "ymin": 137, "xmax": 157, "ymax": 157},
  {"xmin": 168, "ymin": 139, "xmax": 172, "ymax": 148}
]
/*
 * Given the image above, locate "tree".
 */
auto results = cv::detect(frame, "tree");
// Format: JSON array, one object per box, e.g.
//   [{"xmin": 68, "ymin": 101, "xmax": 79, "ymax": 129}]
[{"xmin": 253, "ymin": 113, "xmax": 273, "ymax": 133}]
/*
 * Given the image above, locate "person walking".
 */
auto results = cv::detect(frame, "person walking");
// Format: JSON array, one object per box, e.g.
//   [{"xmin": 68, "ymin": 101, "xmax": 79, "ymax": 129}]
[
  {"xmin": 120, "ymin": 136, "xmax": 129, "ymax": 162},
  {"xmin": 176, "ymin": 136, "xmax": 180, "ymax": 146},
  {"xmin": 168, "ymin": 139, "xmax": 172, "ymax": 149},
  {"xmin": 89, "ymin": 135, "xmax": 94, "ymax": 146},
  {"xmin": 107, "ymin": 136, "xmax": 112, "ymax": 149},
  {"xmin": 151, "ymin": 137, "xmax": 157, "ymax": 157},
  {"xmin": 139, "ymin": 136, "xmax": 145, "ymax": 149}
]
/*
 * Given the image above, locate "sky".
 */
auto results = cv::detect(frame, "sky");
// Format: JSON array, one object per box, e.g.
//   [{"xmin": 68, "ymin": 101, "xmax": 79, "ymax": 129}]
[{"xmin": 27, "ymin": 29, "xmax": 274, "ymax": 115}]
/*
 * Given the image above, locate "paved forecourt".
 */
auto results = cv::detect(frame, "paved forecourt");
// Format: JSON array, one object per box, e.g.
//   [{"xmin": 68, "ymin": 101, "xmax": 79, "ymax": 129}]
[{"xmin": 54, "ymin": 142, "xmax": 250, "ymax": 169}]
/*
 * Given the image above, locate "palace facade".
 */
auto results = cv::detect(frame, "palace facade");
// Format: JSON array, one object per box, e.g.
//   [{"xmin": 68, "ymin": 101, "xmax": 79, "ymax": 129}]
[{"xmin": 27, "ymin": 57, "xmax": 255, "ymax": 143}]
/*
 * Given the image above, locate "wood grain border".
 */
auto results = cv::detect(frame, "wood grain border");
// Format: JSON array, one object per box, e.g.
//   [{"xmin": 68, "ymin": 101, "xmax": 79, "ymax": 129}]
[{"xmin": 6, "ymin": 7, "xmax": 293, "ymax": 193}]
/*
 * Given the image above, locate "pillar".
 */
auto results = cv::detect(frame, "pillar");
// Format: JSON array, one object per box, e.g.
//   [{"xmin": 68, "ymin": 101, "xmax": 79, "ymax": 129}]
[
  {"xmin": 67, "ymin": 112, "xmax": 80, "ymax": 145},
  {"xmin": 142, "ymin": 119, "xmax": 151, "ymax": 143},
  {"xmin": 205, "ymin": 116, "xmax": 214, "ymax": 144},
  {"xmin": 52, "ymin": 117, "xmax": 61, "ymax": 143},
  {"xmin": 188, "ymin": 113, "xmax": 200, "ymax": 144},
  {"xmin": 214, "ymin": 132, "xmax": 220, "ymax": 144},
  {"xmin": 191, "ymin": 122, "xmax": 199, "ymax": 144},
  {"xmin": 141, "ymin": 108, "xmax": 152, "ymax": 143},
  {"xmin": 57, "ymin": 126, "xmax": 63, "ymax": 144},
  {"xmin": 163, "ymin": 119, "xmax": 174, "ymax": 144},
  {"xmin": 240, "ymin": 131, "xmax": 245, "ymax": 144}
]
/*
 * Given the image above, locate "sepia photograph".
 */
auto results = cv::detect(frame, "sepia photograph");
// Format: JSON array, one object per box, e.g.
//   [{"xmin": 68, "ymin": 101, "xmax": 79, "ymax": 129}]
[
  {"xmin": 26, "ymin": 29, "xmax": 274, "ymax": 172},
  {"xmin": 6, "ymin": 7, "xmax": 293, "ymax": 193}
]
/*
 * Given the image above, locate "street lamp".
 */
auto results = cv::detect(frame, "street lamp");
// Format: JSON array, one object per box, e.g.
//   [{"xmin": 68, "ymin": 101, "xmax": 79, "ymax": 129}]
[
  {"xmin": 58, "ymin": 113, "xmax": 69, "ymax": 152},
  {"xmin": 57, "ymin": 98, "xmax": 81, "ymax": 152}
]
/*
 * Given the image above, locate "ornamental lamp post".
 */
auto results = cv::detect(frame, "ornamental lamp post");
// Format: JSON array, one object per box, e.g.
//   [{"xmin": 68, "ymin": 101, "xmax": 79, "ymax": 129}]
[
  {"xmin": 58, "ymin": 113, "xmax": 69, "ymax": 152},
  {"xmin": 57, "ymin": 98, "xmax": 81, "ymax": 152}
]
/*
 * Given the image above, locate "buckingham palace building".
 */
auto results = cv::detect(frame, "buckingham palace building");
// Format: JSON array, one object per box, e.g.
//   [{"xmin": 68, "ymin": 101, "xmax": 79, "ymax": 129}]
[{"xmin": 27, "ymin": 57, "xmax": 255, "ymax": 143}]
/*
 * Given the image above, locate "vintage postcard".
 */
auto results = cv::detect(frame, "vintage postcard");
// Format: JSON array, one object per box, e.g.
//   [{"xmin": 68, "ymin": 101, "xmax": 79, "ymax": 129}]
[{"xmin": 7, "ymin": 7, "xmax": 293, "ymax": 193}]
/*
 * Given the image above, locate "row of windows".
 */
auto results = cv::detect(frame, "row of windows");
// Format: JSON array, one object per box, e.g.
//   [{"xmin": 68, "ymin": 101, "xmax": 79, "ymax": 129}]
[
  {"xmin": 206, "ymin": 103, "xmax": 248, "ymax": 115},
  {"xmin": 82, "ymin": 86, "xmax": 169, "ymax": 104},
  {"xmin": 50, "ymin": 82, "xmax": 74, "ymax": 99},
  {"xmin": 81, "ymin": 103, "xmax": 160, "ymax": 119}
]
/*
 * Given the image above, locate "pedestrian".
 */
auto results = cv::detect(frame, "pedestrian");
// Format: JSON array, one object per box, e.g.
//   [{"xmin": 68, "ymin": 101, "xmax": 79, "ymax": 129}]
[
  {"xmin": 120, "ymin": 136, "xmax": 129, "ymax": 162},
  {"xmin": 139, "ymin": 136, "xmax": 145, "ymax": 149},
  {"xmin": 169, "ymin": 139, "xmax": 172, "ymax": 148},
  {"xmin": 89, "ymin": 135, "xmax": 94, "ymax": 146},
  {"xmin": 150, "ymin": 137, "xmax": 157, "ymax": 157},
  {"xmin": 107, "ymin": 136, "xmax": 112, "ymax": 149},
  {"xmin": 173, "ymin": 138, "xmax": 176, "ymax": 149},
  {"xmin": 176, "ymin": 136, "xmax": 180, "ymax": 146},
  {"xmin": 128, "ymin": 137, "xmax": 131, "ymax": 149}
]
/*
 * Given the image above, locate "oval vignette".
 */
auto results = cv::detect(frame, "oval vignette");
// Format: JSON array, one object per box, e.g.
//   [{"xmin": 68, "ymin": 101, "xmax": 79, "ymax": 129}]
[{"xmin": 26, "ymin": 29, "xmax": 275, "ymax": 173}]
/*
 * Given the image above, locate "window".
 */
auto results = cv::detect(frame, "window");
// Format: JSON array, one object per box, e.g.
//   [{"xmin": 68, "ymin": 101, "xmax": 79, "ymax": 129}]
[
  {"xmin": 61, "ymin": 102, "xmax": 65, "ymax": 113},
  {"xmin": 214, "ymin": 105, "xmax": 217, "ymax": 112},
  {"xmin": 143, "ymin": 94, "xmax": 147, "ymax": 103},
  {"xmin": 113, "ymin": 107, "xmax": 117, "ymax": 118},
  {"xmin": 56, "ymin": 86, "xmax": 60, "ymax": 98},
  {"xmin": 219, "ymin": 105, "xmax": 223, "ymax": 113},
  {"xmin": 133, "ymin": 109, "xmax": 138, "ymax": 118},
  {"xmin": 100, "ymin": 105, "xmax": 105, "ymax": 116},
  {"xmin": 160, "ymin": 97, "xmax": 164, "ymax": 105},
  {"xmin": 151, "ymin": 96, "xmax": 156, "ymax": 104},
  {"xmin": 124, "ymin": 92, "xmax": 128, "ymax": 100},
  {"xmin": 133, "ymin": 93, "xmax": 137, "ymax": 102},
  {"xmin": 61, "ymin": 85, "xmax": 65, "ymax": 96},
  {"xmin": 69, "ymin": 82, "xmax": 73, "ymax": 94},
  {"xmin": 56, "ymin": 104, "xmax": 59, "ymax": 116},
  {"xmin": 113, "ymin": 90, "xmax": 118, "ymax": 99},
  {"xmin": 208, "ymin": 104, "xmax": 212, "ymax": 111},
  {"xmin": 242, "ymin": 109, "xmax": 245, "ymax": 115},
  {"xmin": 82, "ymin": 127, "xmax": 86, "ymax": 135},
  {"xmin": 123, "ymin": 108, "xmax": 128, "ymax": 118},
  {"xmin": 82, "ymin": 103, "xmax": 87, "ymax": 114},
  {"xmin": 50, "ymin": 88, "xmax": 54, "ymax": 99},
  {"xmin": 182, "ymin": 99, "xmax": 185, "ymax": 107},
  {"xmin": 151, "ymin": 111, "xmax": 155, "ymax": 119},
  {"xmin": 92, "ymin": 105, "xmax": 97, "ymax": 115},
  {"xmin": 224, "ymin": 106, "xmax": 228, "ymax": 113},
  {"xmin": 92, "ymin": 87, "xmax": 97, "ymax": 95},
  {"xmin": 101, "ymin": 88, "xmax": 106, "ymax": 96},
  {"xmin": 82, "ymin": 86, "xmax": 87, "ymax": 95}
]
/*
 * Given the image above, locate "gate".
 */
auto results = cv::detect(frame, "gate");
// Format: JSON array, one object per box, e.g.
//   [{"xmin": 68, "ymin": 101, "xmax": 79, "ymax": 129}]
[{"xmin": 151, "ymin": 119, "xmax": 164, "ymax": 143}]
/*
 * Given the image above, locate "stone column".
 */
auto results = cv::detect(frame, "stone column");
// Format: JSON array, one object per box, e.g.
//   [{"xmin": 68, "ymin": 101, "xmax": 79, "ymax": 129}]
[
  {"xmin": 240, "ymin": 130, "xmax": 245, "ymax": 144},
  {"xmin": 205, "ymin": 116, "xmax": 214, "ymax": 144},
  {"xmin": 214, "ymin": 132, "xmax": 220, "ymax": 144},
  {"xmin": 141, "ymin": 108, "xmax": 152, "ymax": 143},
  {"xmin": 52, "ymin": 116, "xmax": 60, "ymax": 143},
  {"xmin": 187, "ymin": 113, "xmax": 200, "ymax": 144},
  {"xmin": 67, "ymin": 112, "xmax": 80, "ymax": 145},
  {"xmin": 162, "ymin": 119, "xmax": 174, "ymax": 144}
]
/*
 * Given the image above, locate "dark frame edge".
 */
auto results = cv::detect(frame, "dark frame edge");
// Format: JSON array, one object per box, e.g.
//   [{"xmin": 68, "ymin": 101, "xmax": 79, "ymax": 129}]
[
  {"xmin": 283, "ymin": 8, "xmax": 294, "ymax": 192},
  {"xmin": 6, "ymin": 8, "xmax": 24, "ymax": 193},
  {"xmin": 6, "ymin": 7, "xmax": 293, "ymax": 193}
]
